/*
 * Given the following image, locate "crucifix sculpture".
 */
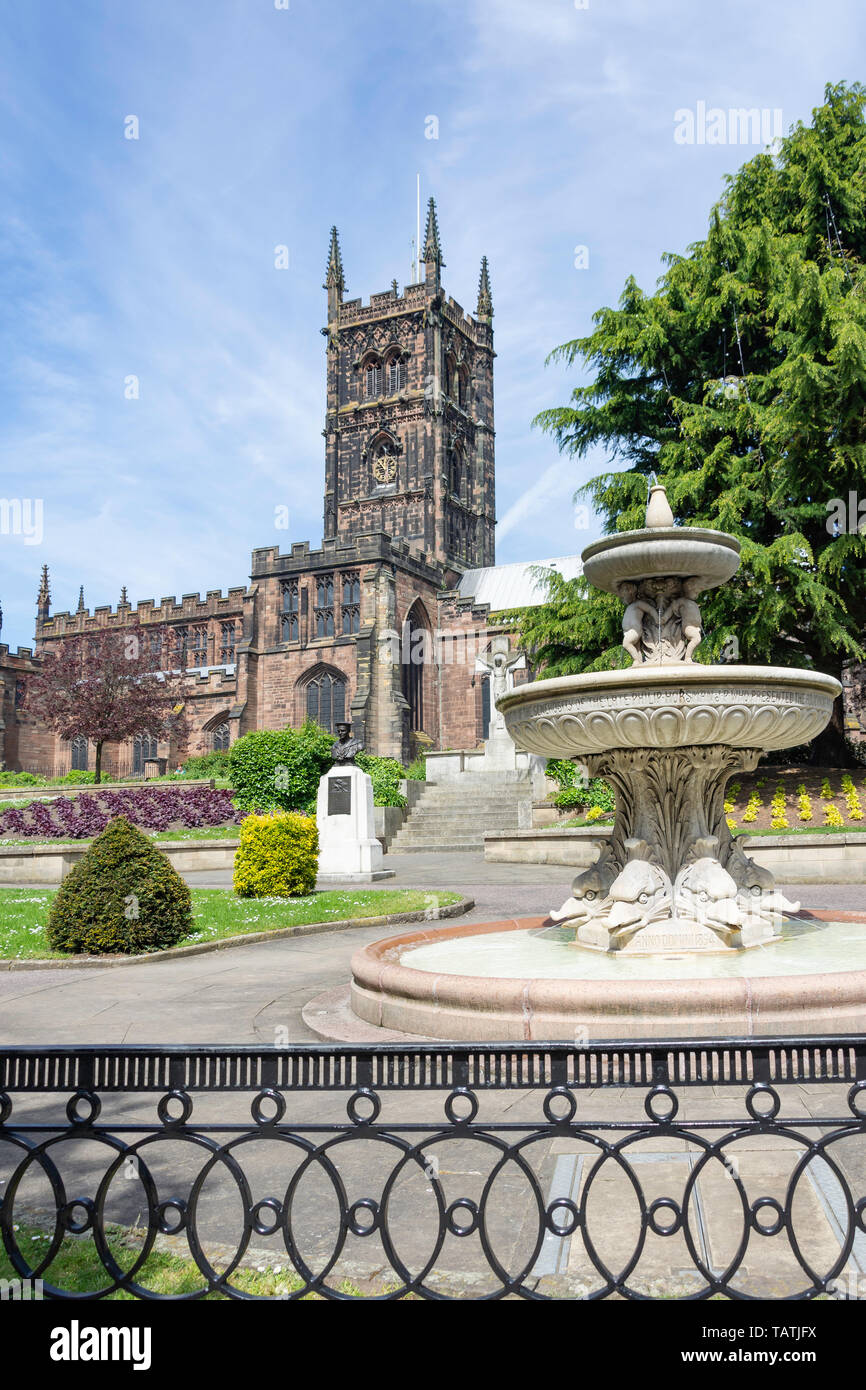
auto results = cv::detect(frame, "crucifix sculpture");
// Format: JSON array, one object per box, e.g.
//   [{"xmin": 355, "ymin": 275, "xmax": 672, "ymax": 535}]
[{"xmin": 475, "ymin": 642, "xmax": 525, "ymax": 735}]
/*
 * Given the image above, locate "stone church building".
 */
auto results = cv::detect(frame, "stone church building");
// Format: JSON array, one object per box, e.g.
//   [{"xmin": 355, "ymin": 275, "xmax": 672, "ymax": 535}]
[{"xmin": 0, "ymin": 201, "xmax": 578, "ymax": 778}]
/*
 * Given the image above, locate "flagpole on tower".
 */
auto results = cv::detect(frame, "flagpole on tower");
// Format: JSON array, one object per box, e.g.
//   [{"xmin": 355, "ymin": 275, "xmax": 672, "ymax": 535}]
[{"xmin": 416, "ymin": 173, "xmax": 421, "ymax": 282}]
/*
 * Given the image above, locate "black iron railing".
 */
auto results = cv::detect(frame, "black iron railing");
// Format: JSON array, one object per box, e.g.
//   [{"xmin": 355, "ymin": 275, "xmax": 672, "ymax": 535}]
[{"xmin": 1, "ymin": 1039, "xmax": 865, "ymax": 1300}]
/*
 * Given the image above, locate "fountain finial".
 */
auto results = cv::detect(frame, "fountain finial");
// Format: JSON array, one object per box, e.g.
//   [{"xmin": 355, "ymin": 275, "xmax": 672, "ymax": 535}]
[{"xmin": 646, "ymin": 484, "xmax": 674, "ymax": 529}]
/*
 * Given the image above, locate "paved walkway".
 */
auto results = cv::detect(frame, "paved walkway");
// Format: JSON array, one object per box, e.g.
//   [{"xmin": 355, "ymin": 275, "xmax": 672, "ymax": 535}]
[
  {"xmin": 0, "ymin": 852, "xmax": 860, "ymax": 1046},
  {"xmin": 2, "ymin": 855, "xmax": 864, "ymax": 1297}
]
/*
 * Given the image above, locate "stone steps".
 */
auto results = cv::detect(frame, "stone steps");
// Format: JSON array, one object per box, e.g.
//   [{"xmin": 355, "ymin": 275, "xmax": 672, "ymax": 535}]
[{"xmin": 389, "ymin": 779, "xmax": 533, "ymax": 852}]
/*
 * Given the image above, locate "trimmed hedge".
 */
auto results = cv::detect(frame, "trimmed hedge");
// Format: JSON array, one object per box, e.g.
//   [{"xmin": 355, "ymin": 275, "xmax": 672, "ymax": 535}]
[
  {"xmin": 553, "ymin": 778, "xmax": 615, "ymax": 813},
  {"xmin": 180, "ymin": 750, "xmax": 232, "ymax": 779},
  {"xmin": 233, "ymin": 811, "xmax": 319, "ymax": 897},
  {"xmin": 46, "ymin": 816, "xmax": 193, "ymax": 955},
  {"xmin": 229, "ymin": 722, "xmax": 334, "ymax": 813},
  {"xmin": 355, "ymin": 753, "xmax": 407, "ymax": 807}
]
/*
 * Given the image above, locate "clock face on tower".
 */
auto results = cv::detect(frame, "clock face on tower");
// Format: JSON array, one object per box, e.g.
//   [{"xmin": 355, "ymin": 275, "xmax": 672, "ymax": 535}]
[{"xmin": 372, "ymin": 454, "xmax": 397, "ymax": 485}]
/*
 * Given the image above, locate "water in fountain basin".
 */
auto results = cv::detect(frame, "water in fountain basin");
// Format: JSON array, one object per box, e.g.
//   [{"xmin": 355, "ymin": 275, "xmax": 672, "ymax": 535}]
[{"xmin": 400, "ymin": 918, "xmax": 866, "ymax": 982}]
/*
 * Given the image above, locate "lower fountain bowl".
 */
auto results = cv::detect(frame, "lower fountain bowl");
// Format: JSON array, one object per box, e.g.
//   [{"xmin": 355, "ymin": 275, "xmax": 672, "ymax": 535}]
[
  {"xmin": 350, "ymin": 917, "xmax": 866, "ymax": 1041},
  {"xmin": 497, "ymin": 664, "xmax": 841, "ymax": 757}
]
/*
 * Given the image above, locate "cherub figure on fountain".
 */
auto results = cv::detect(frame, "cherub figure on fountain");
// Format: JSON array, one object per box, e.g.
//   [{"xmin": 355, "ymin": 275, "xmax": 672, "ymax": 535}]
[
  {"xmin": 661, "ymin": 577, "xmax": 703, "ymax": 662},
  {"xmin": 618, "ymin": 582, "xmax": 656, "ymax": 665}
]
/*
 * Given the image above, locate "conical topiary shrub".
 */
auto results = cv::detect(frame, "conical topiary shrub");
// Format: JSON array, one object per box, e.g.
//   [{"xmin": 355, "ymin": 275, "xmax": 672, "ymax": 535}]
[{"xmin": 47, "ymin": 816, "xmax": 193, "ymax": 955}]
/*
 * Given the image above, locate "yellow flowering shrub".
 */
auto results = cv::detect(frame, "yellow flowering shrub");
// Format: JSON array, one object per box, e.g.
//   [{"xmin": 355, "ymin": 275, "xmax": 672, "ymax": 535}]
[
  {"xmin": 741, "ymin": 790, "xmax": 762, "ymax": 824},
  {"xmin": 770, "ymin": 784, "xmax": 788, "ymax": 831},
  {"xmin": 841, "ymin": 774, "xmax": 863, "ymax": 821},
  {"xmin": 233, "ymin": 811, "xmax": 319, "ymax": 898}
]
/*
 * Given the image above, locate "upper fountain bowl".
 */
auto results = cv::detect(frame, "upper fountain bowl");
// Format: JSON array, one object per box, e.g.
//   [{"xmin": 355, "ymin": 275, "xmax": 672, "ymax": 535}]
[{"xmin": 581, "ymin": 527, "xmax": 741, "ymax": 596}]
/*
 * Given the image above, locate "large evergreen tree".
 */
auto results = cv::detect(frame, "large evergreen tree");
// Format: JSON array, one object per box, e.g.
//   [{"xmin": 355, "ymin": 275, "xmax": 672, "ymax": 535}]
[{"xmin": 515, "ymin": 83, "xmax": 866, "ymax": 759}]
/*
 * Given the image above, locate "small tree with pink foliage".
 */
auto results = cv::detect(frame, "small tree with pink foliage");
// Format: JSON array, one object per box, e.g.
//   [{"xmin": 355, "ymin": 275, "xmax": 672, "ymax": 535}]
[{"xmin": 28, "ymin": 626, "xmax": 190, "ymax": 783}]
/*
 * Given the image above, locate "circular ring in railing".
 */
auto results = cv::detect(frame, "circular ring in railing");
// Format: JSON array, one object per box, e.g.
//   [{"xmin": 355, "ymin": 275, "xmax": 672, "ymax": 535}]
[
  {"xmin": 0, "ymin": 1092, "xmax": 11, "ymax": 1125},
  {"xmin": 546, "ymin": 1198, "xmax": 580, "ymax": 1237},
  {"xmin": 856, "ymin": 1197, "xmax": 866, "ymax": 1235},
  {"xmin": 648, "ymin": 1198, "xmax": 682, "ymax": 1237},
  {"xmin": 65, "ymin": 1090, "xmax": 101, "ymax": 1126},
  {"xmin": 347, "ymin": 1199, "xmax": 379, "ymax": 1237},
  {"xmin": 157, "ymin": 1090, "xmax": 193, "ymax": 1127},
  {"xmin": 61, "ymin": 1198, "xmax": 95, "ymax": 1235},
  {"xmin": 346, "ymin": 1088, "xmax": 381, "ymax": 1125},
  {"xmin": 644, "ymin": 1086, "xmax": 678, "ymax": 1123},
  {"xmin": 751, "ymin": 1196, "xmax": 785, "ymax": 1237},
  {"xmin": 745, "ymin": 1084, "xmax": 781, "ymax": 1122},
  {"xmin": 445, "ymin": 1199, "xmax": 478, "ymax": 1238},
  {"xmin": 444, "ymin": 1088, "xmax": 478, "ymax": 1125},
  {"xmin": 157, "ymin": 1199, "xmax": 188, "ymax": 1235},
  {"xmin": 251, "ymin": 1089, "xmax": 286, "ymax": 1126},
  {"xmin": 543, "ymin": 1087, "xmax": 577, "ymax": 1125},
  {"xmin": 252, "ymin": 1198, "xmax": 283, "ymax": 1236},
  {"xmin": 847, "ymin": 1081, "xmax": 866, "ymax": 1119}
]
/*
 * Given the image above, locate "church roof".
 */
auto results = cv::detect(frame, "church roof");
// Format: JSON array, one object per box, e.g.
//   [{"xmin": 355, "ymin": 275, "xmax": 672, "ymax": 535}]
[{"xmin": 456, "ymin": 556, "xmax": 583, "ymax": 611}]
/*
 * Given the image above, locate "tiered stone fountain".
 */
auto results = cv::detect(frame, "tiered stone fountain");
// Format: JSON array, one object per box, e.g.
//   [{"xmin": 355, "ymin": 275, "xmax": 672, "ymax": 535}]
[
  {"xmin": 347, "ymin": 490, "xmax": 866, "ymax": 1040},
  {"xmin": 505, "ymin": 485, "xmax": 839, "ymax": 955}
]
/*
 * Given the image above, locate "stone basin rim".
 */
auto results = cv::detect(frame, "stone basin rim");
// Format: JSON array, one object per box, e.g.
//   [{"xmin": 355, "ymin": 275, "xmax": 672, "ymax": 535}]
[
  {"xmin": 497, "ymin": 663, "xmax": 842, "ymax": 714},
  {"xmin": 581, "ymin": 527, "xmax": 742, "ymax": 593},
  {"xmin": 582, "ymin": 526, "xmax": 742, "ymax": 561},
  {"xmin": 349, "ymin": 918, "xmax": 866, "ymax": 1040}
]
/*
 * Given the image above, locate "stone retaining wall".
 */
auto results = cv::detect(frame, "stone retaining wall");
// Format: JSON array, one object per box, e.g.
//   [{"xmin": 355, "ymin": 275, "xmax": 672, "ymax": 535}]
[
  {"xmin": 483, "ymin": 826, "xmax": 866, "ymax": 883},
  {"xmin": 0, "ymin": 802, "xmax": 408, "ymax": 883}
]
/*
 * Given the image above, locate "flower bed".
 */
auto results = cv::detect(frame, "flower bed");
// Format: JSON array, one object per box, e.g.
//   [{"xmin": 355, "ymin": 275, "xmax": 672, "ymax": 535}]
[
  {"xmin": 723, "ymin": 766, "xmax": 866, "ymax": 832},
  {"xmin": 0, "ymin": 786, "xmax": 243, "ymax": 841}
]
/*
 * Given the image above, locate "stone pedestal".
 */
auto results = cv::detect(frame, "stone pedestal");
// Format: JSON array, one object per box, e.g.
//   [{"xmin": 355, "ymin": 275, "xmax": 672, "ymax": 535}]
[
  {"xmin": 316, "ymin": 765, "xmax": 395, "ymax": 883},
  {"xmin": 548, "ymin": 745, "xmax": 795, "ymax": 951}
]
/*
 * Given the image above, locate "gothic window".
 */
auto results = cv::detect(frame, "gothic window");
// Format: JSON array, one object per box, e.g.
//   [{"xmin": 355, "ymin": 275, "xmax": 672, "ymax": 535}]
[
  {"xmin": 444, "ymin": 354, "xmax": 457, "ymax": 400},
  {"xmin": 192, "ymin": 625, "xmax": 209, "ymax": 666},
  {"xmin": 447, "ymin": 508, "xmax": 464, "ymax": 557},
  {"xmin": 387, "ymin": 357, "xmax": 406, "ymax": 394},
  {"xmin": 448, "ymin": 447, "xmax": 462, "ymax": 497},
  {"xmin": 458, "ymin": 368, "xmax": 469, "ymax": 408},
  {"xmin": 149, "ymin": 632, "xmax": 163, "ymax": 669},
  {"xmin": 132, "ymin": 733, "xmax": 159, "ymax": 776},
  {"xmin": 341, "ymin": 572, "xmax": 360, "ymax": 635},
  {"xmin": 174, "ymin": 626, "xmax": 189, "ymax": 668},
  {"xmin": 70, "ymin": 735, "xmax": 89, "ymax": 771},
  {"xmin": 401, "ymin": 604, "xmax": 428, "ymax": 733},
  {"xmin": 304, "ymin": 669, "xmax": 346, "ymax": 733},
  {"xmin": 14, "ymin": 679, "xmax": 25, "ymax": 708},
  {"xmin": 314, "ymin": 574, "xmax": 334, "ymax": 638},
  {"xmin": 481, "ymin": 675, "xmax": 491, "ymax": 738},
  {"xmin": 365, "ymin": 360, "xmax": 382, "ymax": 399},
  {"xmin": 219, "ymin": 622, "xmax": 236, "ymax": 664},
  {"xmin": 281, "ymin": 581, "xmax": 299, "ymax": 641},
  {"xmin": 211, "ymin": 721, "xmax": 231, "ymax": 752}
]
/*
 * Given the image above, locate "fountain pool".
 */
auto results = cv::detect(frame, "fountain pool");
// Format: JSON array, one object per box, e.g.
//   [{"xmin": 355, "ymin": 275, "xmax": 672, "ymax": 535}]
[
  {"xmin": 349, "ymin": 914, "xmax": 866, "ymax": 1040},
  {"xmin": 401, "ymin": 918, "xmax": 866, "ymax": 982}
]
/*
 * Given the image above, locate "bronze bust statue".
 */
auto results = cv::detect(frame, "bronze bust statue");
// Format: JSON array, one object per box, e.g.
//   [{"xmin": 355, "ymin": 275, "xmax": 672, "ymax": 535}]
[{"xmin": 330, "ymin": 721, "xmax": 364, "ymax": 764}]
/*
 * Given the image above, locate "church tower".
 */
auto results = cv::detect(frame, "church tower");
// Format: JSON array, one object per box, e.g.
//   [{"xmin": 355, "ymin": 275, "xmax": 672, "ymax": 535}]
[{"xmin": 322, "ymin": 200, "xmax": 495, "ymax": 576}]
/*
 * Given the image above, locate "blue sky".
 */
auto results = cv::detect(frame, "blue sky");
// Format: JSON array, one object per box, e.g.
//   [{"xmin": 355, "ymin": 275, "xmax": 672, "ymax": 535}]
[{"xmin": 0, "ymin": 0, "xmax": 863, "ymax": 646}]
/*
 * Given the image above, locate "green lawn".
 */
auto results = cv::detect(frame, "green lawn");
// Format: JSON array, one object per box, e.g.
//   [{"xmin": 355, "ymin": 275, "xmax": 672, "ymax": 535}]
[
  {"xmin": 0, "ymin": 1222, "xmax": 370, "ymax": 1299},
  {"xmin": 0, "ymin": 886, "xmax": 462, "ymax": 960}
]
